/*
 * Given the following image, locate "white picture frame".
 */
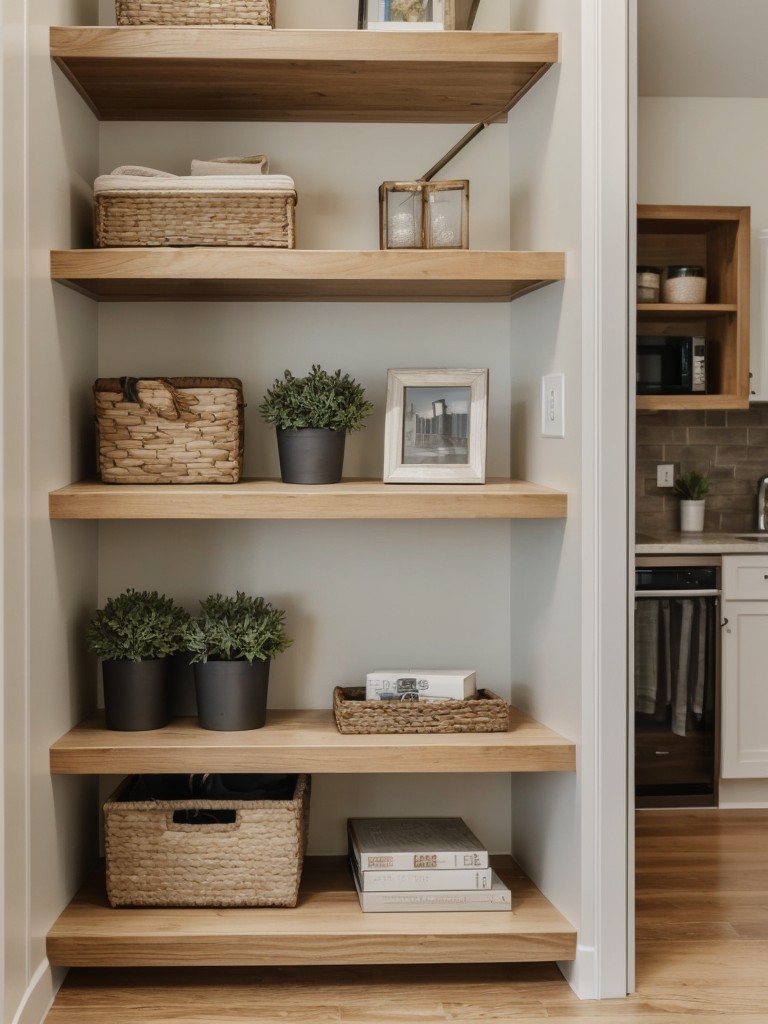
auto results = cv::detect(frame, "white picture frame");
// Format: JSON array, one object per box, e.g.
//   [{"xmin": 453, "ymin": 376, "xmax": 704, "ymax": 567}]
[
  {"xmin": 359, "ymin": 0, "xmax": 449, "ymax": 30},
  {"xmin": 383, "ymin": 368, "xmax": 488, "ymax": 484}
]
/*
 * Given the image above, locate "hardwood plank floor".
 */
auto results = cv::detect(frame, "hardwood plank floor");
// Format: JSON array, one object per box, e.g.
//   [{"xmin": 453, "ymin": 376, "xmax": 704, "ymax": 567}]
[{"xmin": 45, "ymin": 810, "xmax": 768, "ymax": 1023}]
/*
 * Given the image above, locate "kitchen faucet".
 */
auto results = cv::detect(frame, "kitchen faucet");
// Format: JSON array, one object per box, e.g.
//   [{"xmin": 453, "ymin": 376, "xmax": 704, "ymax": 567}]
[{"xmin": 759, "ymin": 475, "xmax": 768, "ymax": 531}]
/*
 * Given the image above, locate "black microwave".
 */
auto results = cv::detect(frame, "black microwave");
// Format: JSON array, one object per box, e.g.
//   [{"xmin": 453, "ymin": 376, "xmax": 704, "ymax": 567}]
[{"xmin": 636, "ymin": 335, "xmax": 707, "ymax": 395}]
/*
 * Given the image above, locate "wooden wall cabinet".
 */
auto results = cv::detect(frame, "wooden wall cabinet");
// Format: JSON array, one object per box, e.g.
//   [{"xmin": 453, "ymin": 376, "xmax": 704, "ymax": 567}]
[{"xmin": 636, "ymin": 204, "xmax": 750, "ymax": 411}]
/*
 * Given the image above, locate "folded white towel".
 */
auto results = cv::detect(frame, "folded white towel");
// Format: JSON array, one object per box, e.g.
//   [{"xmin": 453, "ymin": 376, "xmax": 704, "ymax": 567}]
[
  {"xmin": 109, "ymin": 165, "xmax": 176, "ymax": 178},
  {"xmin": 191, "ymin": 155, "xmax": 269, "ymax": 175},
  {"xmin": 95, "ymin": 173, "xmax": 295, "ymax": 195}
]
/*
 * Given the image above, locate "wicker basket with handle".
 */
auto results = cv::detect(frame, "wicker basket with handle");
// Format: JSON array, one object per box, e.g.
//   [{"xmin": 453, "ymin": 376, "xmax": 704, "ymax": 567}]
[
  {"xmin": 104, "ymin": 774, "xmax": 310, "ymax": 907},
  {"xmin": 332, "ymin": 686, "xmax": 509, "ymax": 734},
  {"xmin": 115, "ymin": 0, "xmax": 275, "ymax": 25},
  {"xmin": 94, "ymin": 377, "xmax": 244, "ymax": 484}
]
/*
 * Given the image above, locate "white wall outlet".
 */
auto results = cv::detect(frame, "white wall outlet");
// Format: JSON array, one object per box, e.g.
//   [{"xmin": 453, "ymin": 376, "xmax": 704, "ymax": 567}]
[
  {"xmin": 657, "ymin": 464, "xmax": 675, "ymax": 488},
  {"xmin": 541, "ymin": 373, "xmax": 565, "ymax": 438}
]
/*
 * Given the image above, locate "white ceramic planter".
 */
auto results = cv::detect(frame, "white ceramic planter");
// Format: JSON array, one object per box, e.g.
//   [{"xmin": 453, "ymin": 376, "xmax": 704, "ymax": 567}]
[{"xmin": 680, "ymin": 499, "xmax": 706, "ymax": 533}]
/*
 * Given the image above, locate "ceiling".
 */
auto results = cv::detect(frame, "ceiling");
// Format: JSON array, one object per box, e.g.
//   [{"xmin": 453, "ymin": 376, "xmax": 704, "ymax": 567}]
[{"xmin": 638, "ymin": 0, "xmax": 768, "ymax": 98}]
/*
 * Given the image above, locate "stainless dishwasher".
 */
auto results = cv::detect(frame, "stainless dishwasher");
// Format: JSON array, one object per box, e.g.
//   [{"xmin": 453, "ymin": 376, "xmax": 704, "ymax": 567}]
[{"xmin": 634, "ymin": 556, "xmax": 721, "ymax": 807}]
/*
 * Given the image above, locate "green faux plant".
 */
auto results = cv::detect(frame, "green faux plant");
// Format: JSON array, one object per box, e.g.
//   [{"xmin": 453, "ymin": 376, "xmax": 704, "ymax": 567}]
[
  {"xmin": 86, "ymin": 589, "xmax": 190, "ymax": 662},
  {"xmin": 674, "ymin": 470, "xmax": 710, "ymax": 501},
  {"xmin": 181, "ymin": 591, "xmax": 293, "ymax": 665},
  {"xmin": 259, "ymin": 364, "xmax": 374, "ymax": 434}
]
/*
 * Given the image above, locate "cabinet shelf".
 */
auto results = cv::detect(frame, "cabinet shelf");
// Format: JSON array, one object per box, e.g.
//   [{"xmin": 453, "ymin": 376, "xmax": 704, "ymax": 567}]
[
  {"xmin": 50, "ymin": 248, "xmax": 566, "ymax": 303},
  {"xmin": 637, "ymin": 302, "xmax": 737, "ymax": 318},
  {"xmin": 50, "ymin": 27, "xmax": 558, "ymax": 123},
  {"xmin": 48, "ymin": 479, "xmax": 568, "ymax": 521},
  {"xmin": 49, "ymin": 708, "xmax": 576, "ymax": 775},
  {"xmin": 46, "ymin": 856, "xmax": 576, "ymax": 967}
]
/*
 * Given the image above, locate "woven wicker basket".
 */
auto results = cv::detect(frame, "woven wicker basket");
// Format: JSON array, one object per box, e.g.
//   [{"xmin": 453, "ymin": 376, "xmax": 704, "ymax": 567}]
[
  {"xmin": 94, "ymin": 377, "xmax": 244, "ymax": 484},
  {"xmin": 115, "ymin": 0, "xmax": 275, "ymax": 25},
  {"xmin": 104, "ymin": 774, "xmax": 310, "ymax": 907},
  {"xmin": 94, "ymin": 190, "xmax": 296, "ymax": 248},
  {"xmin": 332, "ymin": 686, "xmax": 509, "ymax": 735}
]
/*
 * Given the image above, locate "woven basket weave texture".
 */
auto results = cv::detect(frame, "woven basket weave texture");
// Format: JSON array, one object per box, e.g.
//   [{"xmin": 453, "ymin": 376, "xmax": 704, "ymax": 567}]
[
  {"xmin": 104, "ymin": 774, "xmax": 310, "ymax": 907},
  {"xmin": 332, "ymin": 686, "xmax": 509, "ymax": 735},
  {"xmin": 95, "ymin": 191, "xmax": 296, "ymax": 248},
  {"xmin": 115, "ymin": 0, "xmax": 275, "ymax": 25},
  {"xmin": 94, "ymin": 377, "xmax": 244, "ymax": 484}
]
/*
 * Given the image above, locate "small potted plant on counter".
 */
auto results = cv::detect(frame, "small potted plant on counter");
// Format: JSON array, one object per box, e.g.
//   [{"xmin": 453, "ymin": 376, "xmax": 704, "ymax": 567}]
[
  {"xmin": 259, "ymin": 364, "xmax": 374, "ymax": 484},
  {"xmin": 86, "ymin": 588, "xmax": 190, "ymax": 731},
  {"xmin": 674, "ymin": 469, "xmax": 710, "ymax": 533},
  {"xmin": 181, "ymin": 591, "xmax": 293, "ymax": 731}
]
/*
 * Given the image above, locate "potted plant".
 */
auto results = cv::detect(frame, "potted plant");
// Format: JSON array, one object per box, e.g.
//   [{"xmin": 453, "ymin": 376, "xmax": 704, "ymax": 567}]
[
  {"xmin": 674, "ymin": 470, "xmax": 710, "ymax": 532},
  {"xmin": 259, "ymin": 364, "xmax": 374, "ymax": 484},
  {"xmin": 86, "ymin": 588, "xmax": 189, "ymax": 731},
  {"xmin": 181, "ymin": 591, "xmax": 293, "ymax": 731}
]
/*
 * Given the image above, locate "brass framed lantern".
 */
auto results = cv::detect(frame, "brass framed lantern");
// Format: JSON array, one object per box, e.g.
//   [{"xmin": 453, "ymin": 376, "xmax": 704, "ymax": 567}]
[{"xmin": 379, "ymin": 180, "xmax": 469, "ymax": 250}]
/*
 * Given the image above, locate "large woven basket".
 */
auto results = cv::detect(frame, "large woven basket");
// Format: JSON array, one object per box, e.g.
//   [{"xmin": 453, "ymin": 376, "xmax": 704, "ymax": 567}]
[
  {"xmin": 104, "ymin": 774, "xmax": 310, "ymax": 907},
  {"xmin": 115, "ymin": 0, "xmax": 275, "ymax": 25},
  {"xmin": 94, "ymin": 377, "xmax": 244, "ymax": 484},
  {"xmin": 94, "ymin": 190, "xmax": 296, "ymax": 248},
  {"xmin": 333, "ymin": 686, "xmax": 509, "ymax": 735}
]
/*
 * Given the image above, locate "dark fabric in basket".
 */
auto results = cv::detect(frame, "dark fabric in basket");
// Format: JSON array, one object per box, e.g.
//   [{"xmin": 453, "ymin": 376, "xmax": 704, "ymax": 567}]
[{"xmin": 123, "ymin": 773, "xmax": 298, "ymax": 803}]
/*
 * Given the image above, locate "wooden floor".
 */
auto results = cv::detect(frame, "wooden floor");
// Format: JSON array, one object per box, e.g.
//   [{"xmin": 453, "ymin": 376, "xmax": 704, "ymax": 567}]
[{"xmin": 45, "ymin": 809, "xmax": 768, "ymax": 1023}]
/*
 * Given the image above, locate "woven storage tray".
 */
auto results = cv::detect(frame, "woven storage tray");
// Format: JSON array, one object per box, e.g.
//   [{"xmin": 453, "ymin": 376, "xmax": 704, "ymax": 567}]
[
  {"xmin": 115, "ymin": 0, "xmax": 275, "ymax": 25},
  {"xmin": 94, "ymin": 189, "xmax": 295, "ymax": 248},
  {"xmin": 104, "ymin": 774, "xmax": 310, "ymax": 907},
  {"xmin": 333, "ymin": 686, "xmax": 509, "ymax": 735},
  {"xmin": 94, "ymin": 377, "xmax": 244, "ymax": 484}
]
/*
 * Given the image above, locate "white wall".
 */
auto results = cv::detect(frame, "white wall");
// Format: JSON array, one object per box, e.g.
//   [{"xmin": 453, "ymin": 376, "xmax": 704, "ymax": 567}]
[
  {"xmin": 507, "ymin": 0, "xmax": 630, "ymax": 999},
  {"xmin": 3, "ymin": 3, "xmax": 99, "ymax": 1023},
  {"xmin": 639, "ymin": 96, "xmax": 768, "ymax": 402}
]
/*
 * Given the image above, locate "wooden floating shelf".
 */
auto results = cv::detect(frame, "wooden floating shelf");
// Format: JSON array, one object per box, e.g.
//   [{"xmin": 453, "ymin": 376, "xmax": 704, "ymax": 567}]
[
  {"xmin": 50, "ymin": 249, "xmax": 566, "ymax": 303},
  {"xmin": 50, "ymin": 28, "xmax": 559, "ymax": 123},
  {"xmin": 48, "ymin": 479, "xmax": 568, "ymax": 521},
  {"xmin": 46, "ymin": 856, "xmax": 577, "ymax": 968},
  {"xmin": 49, "ymin": 708, "xmax": 576, "ymax": 775}
]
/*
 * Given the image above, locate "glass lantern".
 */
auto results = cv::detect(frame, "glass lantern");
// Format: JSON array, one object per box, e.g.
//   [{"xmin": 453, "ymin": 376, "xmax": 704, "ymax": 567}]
[{"xmin": 379, "ymin": 180, "xmax": 468, "ymax": 250}]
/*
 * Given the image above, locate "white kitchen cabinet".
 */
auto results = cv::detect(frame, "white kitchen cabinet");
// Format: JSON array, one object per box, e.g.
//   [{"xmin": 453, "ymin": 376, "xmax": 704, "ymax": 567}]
[{"xmin": 721, "ymin": 555, "xmax": 768, "ymax": 777}]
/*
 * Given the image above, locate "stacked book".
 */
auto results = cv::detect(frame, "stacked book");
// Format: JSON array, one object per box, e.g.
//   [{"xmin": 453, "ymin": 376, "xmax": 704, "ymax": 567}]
[{"xmin": 347, "ymin": 816, "xmax": 511, "ymax": 912}]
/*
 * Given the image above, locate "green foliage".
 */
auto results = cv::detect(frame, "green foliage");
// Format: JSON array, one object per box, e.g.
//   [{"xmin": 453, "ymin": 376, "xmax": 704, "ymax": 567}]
[
  {"xmin": 181, "ymin": 591, "xmax": 293, "ymax": 665},
  {"xmin": 674, "ymin": 470, "xmax": 710, "ymax": 501},
  {"xmin": 86, "ymin": 589, "xmax": 190, "ymax": 662},
  {"xmin": 259, "ymin": 364, "xmax": 374, "ymax": 433}
]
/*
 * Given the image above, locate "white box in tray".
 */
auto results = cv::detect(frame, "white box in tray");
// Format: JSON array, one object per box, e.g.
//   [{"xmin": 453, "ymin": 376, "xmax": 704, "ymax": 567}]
[{"xmin": 365, "ymin": 669, "xmax": 477, "ymax": 702}]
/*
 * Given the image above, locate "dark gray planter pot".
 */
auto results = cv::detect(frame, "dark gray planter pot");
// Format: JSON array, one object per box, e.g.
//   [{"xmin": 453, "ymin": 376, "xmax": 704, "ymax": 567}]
[
  {"xmin": 102, "ymin": 658, "xmax": 171, "ymax": 731},
  {"xmin": 194, "ymin": 659, "xmax": 271, "ymax": 731},
  {"xmin": 276, "ymin": 428, "xmax": 346, "ymax": 484}
]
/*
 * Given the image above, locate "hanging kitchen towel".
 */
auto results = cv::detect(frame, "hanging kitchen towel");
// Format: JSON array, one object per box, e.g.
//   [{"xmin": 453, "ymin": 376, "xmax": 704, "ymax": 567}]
[{"xmin": 634, "ymin": 598, "xmax": 660, "ymax": 714}]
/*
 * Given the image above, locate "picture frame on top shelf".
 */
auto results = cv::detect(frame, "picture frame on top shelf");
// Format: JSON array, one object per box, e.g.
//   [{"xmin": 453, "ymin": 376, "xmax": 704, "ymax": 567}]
[
  {"xmin": 358, "ymin": 0, "xmax": 454, "ymax": 30},
  {"xmin": 383, "ymin": 368, "xmax": 488, "ymax": 484}
]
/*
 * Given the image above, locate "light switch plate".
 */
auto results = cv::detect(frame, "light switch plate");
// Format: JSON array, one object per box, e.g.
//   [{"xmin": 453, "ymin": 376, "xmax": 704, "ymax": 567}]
[
  {"xmin": 657, "ymin": 464, "xmax": 675, "ymax": 488},
  {"xmin": 541, "ymin": 373, "xmax": 565, "ymax": 438}
]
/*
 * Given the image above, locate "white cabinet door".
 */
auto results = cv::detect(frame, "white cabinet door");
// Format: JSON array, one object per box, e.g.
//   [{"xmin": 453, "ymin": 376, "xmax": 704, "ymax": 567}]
[{"xmin": 721, "ymin": 555, "xmax": 768, "ymax": 777}]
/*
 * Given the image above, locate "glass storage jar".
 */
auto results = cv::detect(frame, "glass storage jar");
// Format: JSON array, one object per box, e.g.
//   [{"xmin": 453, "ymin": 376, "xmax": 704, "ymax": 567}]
[
  {"xmin": 662, "ymin": 265, "xmax": 707, "ymax": 304},
  {"xmin": 637, "ymin": 266, "xmax": 661, "ymax": 303}
]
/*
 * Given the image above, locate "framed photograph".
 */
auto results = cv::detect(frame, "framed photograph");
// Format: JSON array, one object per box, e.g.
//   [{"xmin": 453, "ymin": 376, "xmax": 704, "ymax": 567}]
[
  {"xmin": 359, "ymin": 0, "xmax": 452, "ymax": 30},
  {"xmin": 383, "ymin": 368, "xmax": 488, "ymax": 484}
]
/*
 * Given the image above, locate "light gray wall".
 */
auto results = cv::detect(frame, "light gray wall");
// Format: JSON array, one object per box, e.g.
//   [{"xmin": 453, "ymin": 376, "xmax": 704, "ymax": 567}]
[
  {"xmin": 96, "ymin": 0, "xmax": 519, "ymax": 857},
  {"xmin": 4, "ymin": 3, "xmax": 99, "ymax": 1023}
]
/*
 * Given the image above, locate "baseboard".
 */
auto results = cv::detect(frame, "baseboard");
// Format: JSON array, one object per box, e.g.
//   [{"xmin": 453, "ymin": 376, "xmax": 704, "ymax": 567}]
[
  {"xmin": 9, "ymin": 960, "xmax": 66, "ymax": 1024},
  {"xmin": 718, "ymin": 779, "xmax": 768, "ymax": 808}
]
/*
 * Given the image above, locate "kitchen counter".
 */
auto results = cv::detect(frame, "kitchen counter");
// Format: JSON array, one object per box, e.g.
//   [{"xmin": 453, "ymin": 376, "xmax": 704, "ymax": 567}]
[{"xmin": 636, "ymin": 531, "xmax": 768, "ymax": 554}]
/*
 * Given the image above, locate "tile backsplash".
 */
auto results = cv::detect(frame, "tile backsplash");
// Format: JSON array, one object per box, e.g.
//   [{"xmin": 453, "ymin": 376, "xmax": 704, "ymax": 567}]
[{"xmin": 636, "ymin": 406, "xmax": 768, "ymax": 534}]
